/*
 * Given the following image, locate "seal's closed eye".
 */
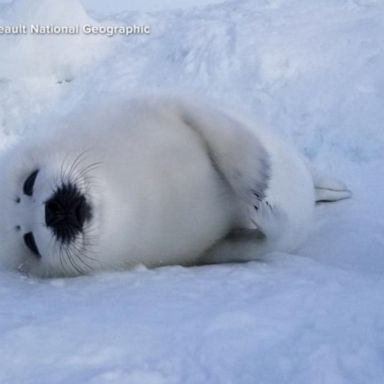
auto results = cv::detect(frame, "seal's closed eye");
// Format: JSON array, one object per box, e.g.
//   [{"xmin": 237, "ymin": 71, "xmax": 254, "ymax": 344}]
[
  {"xmin": 23, "ymin": 169, "xmax": 39, "ymax": 196},
  {"xmin": 23, "ymin": 232, "xmax": 41, "ymax": 258}
]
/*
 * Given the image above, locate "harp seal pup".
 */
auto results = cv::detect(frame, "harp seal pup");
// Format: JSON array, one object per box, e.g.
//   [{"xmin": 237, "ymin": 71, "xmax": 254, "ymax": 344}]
[{"xmin": 0, "ymin": 96, "xmax": 351, "ymax": 277}]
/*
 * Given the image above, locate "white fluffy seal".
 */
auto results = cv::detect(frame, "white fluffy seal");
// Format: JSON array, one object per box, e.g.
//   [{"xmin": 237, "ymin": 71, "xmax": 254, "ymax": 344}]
[{"xmin": 0, "ymin": 96, "xmax": 351, "ymax": 277}]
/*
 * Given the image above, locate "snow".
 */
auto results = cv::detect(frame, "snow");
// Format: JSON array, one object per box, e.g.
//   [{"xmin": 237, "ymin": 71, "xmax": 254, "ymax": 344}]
[
  {"xmin": 80, "ymin": 0, "xmax": 226, "ymax": 14},
  {"xmin": 1, "ymin": 0, "xmax": 384, "ymax": 383}
]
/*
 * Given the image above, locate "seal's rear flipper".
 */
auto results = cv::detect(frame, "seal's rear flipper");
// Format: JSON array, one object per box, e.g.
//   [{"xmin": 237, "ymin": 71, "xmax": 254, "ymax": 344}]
[
  {"xmin": 315, "ymin": 187, "xmax": 352, "ymax": 203},
  {"xmin": 309, "ymin": 165, "xmax": 352, "ymax": 203}
]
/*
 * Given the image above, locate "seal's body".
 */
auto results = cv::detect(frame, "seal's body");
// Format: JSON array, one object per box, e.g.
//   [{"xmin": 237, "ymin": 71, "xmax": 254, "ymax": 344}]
[{"xmin": 0, "ymin": 97, "xmax": 351, "ymax": 276}]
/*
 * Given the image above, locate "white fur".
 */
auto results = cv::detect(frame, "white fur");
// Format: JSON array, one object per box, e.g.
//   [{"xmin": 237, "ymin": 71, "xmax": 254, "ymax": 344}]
[{"xmin": 0, "ymin": 96, "xmax": 350, "ymax": 276}]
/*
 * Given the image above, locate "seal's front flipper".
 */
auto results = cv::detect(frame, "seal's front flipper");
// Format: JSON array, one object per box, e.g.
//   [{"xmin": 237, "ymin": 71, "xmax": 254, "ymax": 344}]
[
  {"xmin": 247, "ymin": 199, "xmax": 288, "ymax": 240},
  {"xmin": 178, "ymin": 101, "xmax": 289, "ymax": 243},
  {"xmin": 179, "ymin": 101, "xmax": 270, "ymax": 210}
]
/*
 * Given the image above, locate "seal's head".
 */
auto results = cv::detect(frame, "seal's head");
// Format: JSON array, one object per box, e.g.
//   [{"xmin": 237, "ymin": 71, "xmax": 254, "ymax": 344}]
[{"xmin": 0, "ymin": 125, "xmax": 111, "ymax": 277}]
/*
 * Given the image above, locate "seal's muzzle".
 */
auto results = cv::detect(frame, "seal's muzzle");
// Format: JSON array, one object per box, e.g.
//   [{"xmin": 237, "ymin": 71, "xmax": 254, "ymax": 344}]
[{"xmin": 45, "ymin": 183, "xmax": 92, "ymax": 244}]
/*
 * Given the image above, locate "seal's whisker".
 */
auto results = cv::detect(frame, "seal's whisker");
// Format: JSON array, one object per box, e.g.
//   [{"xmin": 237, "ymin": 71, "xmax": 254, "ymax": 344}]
[
  {"xmin": 71, "ymin": 243, "xmax": 92, "ymax": 272},
  {"xmin": 66, "ymin": 151, "xmax": 90, "ymax": 181},
  {"xmin": 65, "ymin": 245, "xmax": 83, "ymax": 275}
]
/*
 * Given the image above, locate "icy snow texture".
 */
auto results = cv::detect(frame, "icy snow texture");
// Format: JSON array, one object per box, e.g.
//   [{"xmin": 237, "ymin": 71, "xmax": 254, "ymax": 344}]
[
  {"xmin": 0, "ymin": 0, "xmax": 384, "ymax": 383},
  {"xmin": 80, "ymin": 0, "xmax": 226, "ymax": 13}
]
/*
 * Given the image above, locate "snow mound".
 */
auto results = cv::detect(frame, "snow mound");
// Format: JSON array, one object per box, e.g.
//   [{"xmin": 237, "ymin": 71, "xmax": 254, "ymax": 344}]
[
  {"xmin": 0, "ymin": 0, "xmax": 112, "ymax": 79},
  {"xmin": 0, "ymin": 0, "xmax": 114, "ymax": 136}
]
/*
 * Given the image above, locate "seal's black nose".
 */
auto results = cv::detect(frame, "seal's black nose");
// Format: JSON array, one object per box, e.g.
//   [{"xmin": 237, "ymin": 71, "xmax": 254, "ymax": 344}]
[{"xmin": 45, "ymin": 183, "xmax": 92, "ymax": 243}]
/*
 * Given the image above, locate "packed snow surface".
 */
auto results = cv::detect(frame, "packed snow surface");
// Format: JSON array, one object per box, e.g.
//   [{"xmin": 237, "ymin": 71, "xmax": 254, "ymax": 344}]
[{"xmin": 0, "ymin": 0, "xmax": 384, "ymax": 383}]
